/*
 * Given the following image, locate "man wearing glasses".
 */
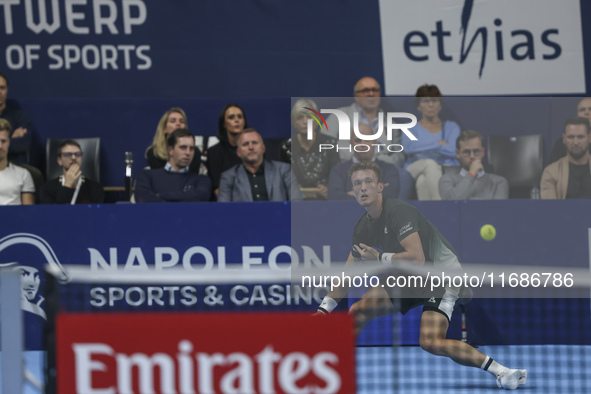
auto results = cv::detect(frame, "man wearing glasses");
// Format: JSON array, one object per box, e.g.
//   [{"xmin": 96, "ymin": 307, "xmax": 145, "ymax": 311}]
[
  {"xmin": 321, "ymin": 77, "xmax": 405, "ymax": 168},
  {"xmin": 40, "ymin": 140, "xmax": 104, "ymax": 204},
  {"xmin": 439, "ymin": 130, "xmax": 508, "ymax": 200}
]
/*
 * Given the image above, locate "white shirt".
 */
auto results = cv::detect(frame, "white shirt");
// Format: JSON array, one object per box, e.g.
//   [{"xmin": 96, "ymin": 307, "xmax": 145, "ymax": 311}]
[{"xmin": 0, "ymin": 163, "xmax": 35, "ymax": 205}]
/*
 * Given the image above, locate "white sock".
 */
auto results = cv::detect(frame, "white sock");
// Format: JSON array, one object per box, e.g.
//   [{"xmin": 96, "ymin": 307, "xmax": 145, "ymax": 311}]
[{"xmin": 481, "ymin": 356, "xmax": 507, "ymax": 376}]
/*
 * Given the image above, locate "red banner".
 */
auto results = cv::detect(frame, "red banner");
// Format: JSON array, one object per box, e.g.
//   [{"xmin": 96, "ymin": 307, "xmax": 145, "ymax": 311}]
[{"xmin": 56, "ymin": 312, "xmax": 355, "ymax": 393}]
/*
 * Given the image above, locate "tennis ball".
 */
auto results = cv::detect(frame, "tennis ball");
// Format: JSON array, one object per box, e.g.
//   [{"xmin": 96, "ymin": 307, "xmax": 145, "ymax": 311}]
[{"xmin": 480, "ymin": 224, "xmax": 496, "ymax": 241}]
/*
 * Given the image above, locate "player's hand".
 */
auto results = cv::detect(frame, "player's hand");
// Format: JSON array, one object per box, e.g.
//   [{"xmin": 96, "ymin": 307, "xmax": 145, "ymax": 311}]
[
  {"xmin": 469, "ymin": 159, "xmax": 483, "ymax": 175},
  {"xmin": 11, "ymin": 127, "xmax": 27, "ymax": 139},
  {"xmin": 64, "ymin": 164, "xmax": 82, "ymax": 188},
  {"xmin": 438, "ymin": 140, "xmax": 447, "ymax": 145},
  {"xmin": 316, "ymin": 184, "xmax": 328, "ymax": 199},
  {"xmin": 354, "ymin": 243, "xmax": 379, "ymax": 261},
  {"xmin": 311, "ymin": 311, "xmax": 326, "ymax": 317}
]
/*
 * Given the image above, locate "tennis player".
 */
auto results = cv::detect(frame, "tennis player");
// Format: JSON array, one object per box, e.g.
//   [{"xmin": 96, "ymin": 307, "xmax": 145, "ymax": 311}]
[{"xmin": 316, "ymin": 161, "xmax": 527, "ymax": 390}]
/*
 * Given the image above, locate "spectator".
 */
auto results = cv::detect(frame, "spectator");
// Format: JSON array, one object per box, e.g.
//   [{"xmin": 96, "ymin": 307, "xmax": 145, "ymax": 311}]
[
  {"xmin": 135, "ymin": 128, "xmax": 211, "ymax": 203},
  {"xmin": 218, "ymin": 128, "xmax": 292, "ymax": 202},
  {"xmin": 541, "ymin": 117, "xmax": 591, "ymax": 199},
  {"xmin": 439, "ymin": 130, "xmax": 508, "ymax": 200},
  {"xmin": 145, "ymin": 107, "xmax": 201, "ymax": 174},
  {"xmin": 328, "ymin": 123, "xmax": 414, "ymax": 200},
  {"xmin": 290, "ymin": 99, "xmax": 340, "ymax": 200},
  {"xmin": 0, "ymin": 119, "xmax": 34, "ymax": 205},
  {"xmin": 207, "ymin": 103, "xmax": 248, "ymax": 198},
  {"xmin": 0, "ymin": 71, "xmax": 33, "ymax": 164},
  {"xmin": 549, "ymin": 98, "xmax": 591, "ymax": 163},
  {"xmin": 321, "ymin": 77, "xmax": 405, "ymax": 167},
  {"xmin": 403, "ymin": 84, "xmax": 460, "ymax": 200},
  {"xmin": 41, "ymin": 140, "xmax": 104, "ymax": 204}
]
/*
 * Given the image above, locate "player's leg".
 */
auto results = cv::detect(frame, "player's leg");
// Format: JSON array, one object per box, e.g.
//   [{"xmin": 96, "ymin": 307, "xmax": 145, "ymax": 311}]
[
  {"xmin": 349, "ymin": 286, "xmax": 396, "ymax": 337},
  {"xmin": 419, "ymin": 310, "xmax": 486, "ymax": 367},
  {"xmin": 419, "ymin": 308, "xmax": 527, "ymax": 390}
]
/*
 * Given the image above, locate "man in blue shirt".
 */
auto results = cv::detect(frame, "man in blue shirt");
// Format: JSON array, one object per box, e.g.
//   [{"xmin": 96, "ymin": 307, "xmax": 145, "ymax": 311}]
[{"xmin": 135, "ymin": 129, "xmax": 211, "ymax": 203}]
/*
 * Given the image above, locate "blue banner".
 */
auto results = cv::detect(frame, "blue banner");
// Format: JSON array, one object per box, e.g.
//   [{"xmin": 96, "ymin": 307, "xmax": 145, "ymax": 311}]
[{"xmin": 1, "ymin": 200, "xmax": 590, "ymax": 349}]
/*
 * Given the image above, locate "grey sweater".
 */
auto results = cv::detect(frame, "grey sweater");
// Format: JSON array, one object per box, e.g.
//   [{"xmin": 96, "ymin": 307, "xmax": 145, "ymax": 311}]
[{"xmin": 439, "ymin": 170, "xmax": 509, "ymax": 200}]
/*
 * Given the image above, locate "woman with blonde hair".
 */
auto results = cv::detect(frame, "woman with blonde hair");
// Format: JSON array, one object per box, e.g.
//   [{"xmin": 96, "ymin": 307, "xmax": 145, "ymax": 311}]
[{"xmin": 145, "ymin": 107, "xmax": 201, "ymax": 173}]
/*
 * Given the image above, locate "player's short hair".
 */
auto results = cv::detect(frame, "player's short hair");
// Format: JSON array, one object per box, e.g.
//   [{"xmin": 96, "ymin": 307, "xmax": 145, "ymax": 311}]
[
  {"xmin": 58, "ymin": 140, "xmax": 81, "ymax": 156},
  {"xmin": 349, "ymin": 161, "xmax": 383, "ymax": 183},
  {"xmin": 238, "ymin": 128, "xmax": 263, "ymax": 144},
  {"xmin": 241, "ymin": 127, "xmax": 259, "ymax": 136},
  {"xmin": 456, "ymin": 129, "xmax": 483, "ymax": 150},
  {"xmin": 564, "ymin": 117, "xmax": 590, "ymax": 134},
  {"xmin": 0, "ymin": 118, "xmax": 11, "ymax": 135},
  {"xmin": 167, "ymin": 128, "xmax": 194, "ymax": 148}
]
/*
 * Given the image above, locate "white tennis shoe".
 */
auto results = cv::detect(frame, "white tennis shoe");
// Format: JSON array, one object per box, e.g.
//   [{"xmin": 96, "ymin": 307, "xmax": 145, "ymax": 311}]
[{"xmin": 496, "ymin": 368, "xmax": 527, "ymax": 390}]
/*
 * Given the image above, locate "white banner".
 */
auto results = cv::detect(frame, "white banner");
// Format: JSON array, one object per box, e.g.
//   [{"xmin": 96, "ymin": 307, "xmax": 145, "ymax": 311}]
[{"xmin": 379, "ymin": 0, "xmax": 586, "ymax": 95}]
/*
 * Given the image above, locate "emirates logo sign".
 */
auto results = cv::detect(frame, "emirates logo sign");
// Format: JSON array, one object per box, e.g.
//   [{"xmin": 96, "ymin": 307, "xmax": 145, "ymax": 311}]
[{"xmin": 56, "ymin": 312, "xmax": 356, "ymax": 393}]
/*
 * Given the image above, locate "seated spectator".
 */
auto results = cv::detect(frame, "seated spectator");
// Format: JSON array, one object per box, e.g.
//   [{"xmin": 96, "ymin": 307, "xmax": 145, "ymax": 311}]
[
  {"xmin": 135, "ymin": 129, "xmax": 211, "ymax": 203},
  {"xmin": 207, "ymin": 103, "xmax": 248, "ymax": 198},
  {"xmin": 145, "ymin": 107, "xmax": 201, "ymax": 174},
  {"xmin": 328, "ymin": 123, "xmax": 414, "ymax": 200},
  {"xmin": 439, "ymin": 130, "xmax": 508, "ymax": 200},
  {"xmin": 541, "ymin": 117, "xmax": 591, "ymax": 199},
  {"xmin": 402, "ymin": 84, "xmax": 460, "ymax": 200},
  {"xmin": 218, "ymin": 128, "xmax": 292, "ymax": 202},
  {"xmin": 41, "ymin": 140, "xmax": 104, "ymax": 204},
  {"xmin": 290, "ymin": 99, "xmax": 340, "ymax": 200},
  {"xmin": 0, "ymin": 119, "xmax": 34, "ymax": 204},
  {"xmin": 322, "ymin": 77, "xmax": 405, "ymax": 167},
  {"xmin": 549, "ymin": 98, "xmax": 591, "ymax": 163},
  {"xmin": 0, "ymin": 71, "xmax": 33, "ymax": 164}
]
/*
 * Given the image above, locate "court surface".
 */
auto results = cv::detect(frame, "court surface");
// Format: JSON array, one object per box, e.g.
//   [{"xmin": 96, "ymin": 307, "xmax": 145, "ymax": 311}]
[{"xmin": 358, "ymin": 344, "xmax": 591, "ymax": 393}]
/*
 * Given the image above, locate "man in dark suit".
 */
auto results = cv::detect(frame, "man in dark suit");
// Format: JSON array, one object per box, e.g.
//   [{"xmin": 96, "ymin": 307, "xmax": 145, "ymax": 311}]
[{"xmin": 218, "ymin": 128, "xmax": 293, "ymax": 202}]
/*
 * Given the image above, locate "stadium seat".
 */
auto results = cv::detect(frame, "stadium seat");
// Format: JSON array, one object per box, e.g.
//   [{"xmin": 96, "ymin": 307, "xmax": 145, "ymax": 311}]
[{"xmin": 487, "ymin": 135, "xmax": 543, "ymax": 198}]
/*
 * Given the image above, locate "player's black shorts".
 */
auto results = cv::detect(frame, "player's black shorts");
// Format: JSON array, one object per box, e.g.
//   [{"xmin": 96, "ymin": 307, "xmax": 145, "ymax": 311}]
[{"xmin": 394, "ymin": 286, "xmax": 459, "ymax": 322}]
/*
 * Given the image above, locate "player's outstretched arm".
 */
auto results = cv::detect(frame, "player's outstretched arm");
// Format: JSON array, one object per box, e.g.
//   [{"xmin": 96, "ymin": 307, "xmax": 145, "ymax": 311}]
[{"xmin": 315, "ymin": 251, "xmax": 358, "ymax": 315}]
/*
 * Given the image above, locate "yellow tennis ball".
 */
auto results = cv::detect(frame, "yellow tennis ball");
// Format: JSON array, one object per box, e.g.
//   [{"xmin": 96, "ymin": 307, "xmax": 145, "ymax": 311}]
[{"xmin": 480, "ymin": 224, "xmax": 496, "ymax": 241}]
